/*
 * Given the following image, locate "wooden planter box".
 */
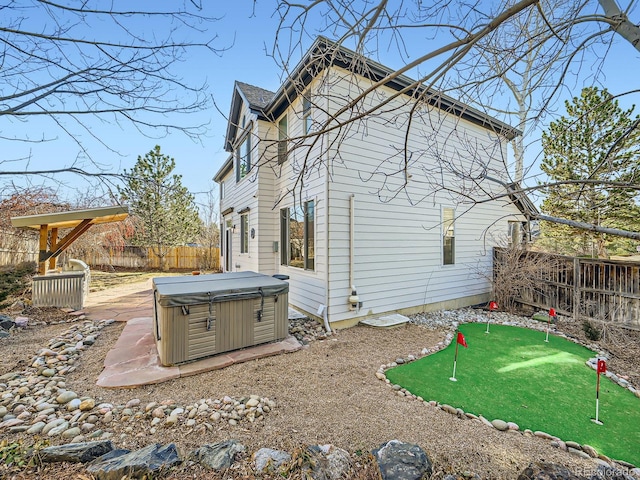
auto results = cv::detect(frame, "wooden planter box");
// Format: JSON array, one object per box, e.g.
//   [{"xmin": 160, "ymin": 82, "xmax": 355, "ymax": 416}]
[{"xmin": 152, "ymin": 272, "xmax": 289, "ymax": 366}]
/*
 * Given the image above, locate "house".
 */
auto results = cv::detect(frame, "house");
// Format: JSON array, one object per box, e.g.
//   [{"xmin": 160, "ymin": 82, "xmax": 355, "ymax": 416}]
[{"xmin": 214, "ymin": 37, "xmax": 528, "ymax": 329}]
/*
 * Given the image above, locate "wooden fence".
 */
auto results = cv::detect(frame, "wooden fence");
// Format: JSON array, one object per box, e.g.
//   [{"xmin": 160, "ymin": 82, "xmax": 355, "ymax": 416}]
[
  {"xmin": 83, "ymin": 246, "xmax": 220, "ymax": 271},
  {"xmin": 494, "ymin": 248, "xmax": 640, "ymax": 329},
  {"xmin": 0, "ymin": 243, "xmax": 220, "ymax": 272},
  {"xmin": 0, "ymin": 230, "xmax": 39, "ymax": 265},
  {"xmin": 0, "ymin": 248, "xmax": 38, "ymax": 266}
]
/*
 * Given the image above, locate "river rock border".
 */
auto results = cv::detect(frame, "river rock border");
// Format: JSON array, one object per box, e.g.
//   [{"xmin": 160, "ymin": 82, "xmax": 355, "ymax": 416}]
[
  {"xmin": 0, "ymin": 319, "xmax": 278, "ymax": 443},
  {"xmin": 374, "ymin": 308, "xmax": 640, "ymax": 474}
]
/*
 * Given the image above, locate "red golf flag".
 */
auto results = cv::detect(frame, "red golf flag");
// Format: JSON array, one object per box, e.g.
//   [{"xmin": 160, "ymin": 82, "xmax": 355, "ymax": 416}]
[
  {"xmin": 549, "ymin": 308, "xmax": 556, "ymax": 317},
  {"xmin": 489, "ymin": 301, "xmax": 498, "ymax": 311},
  {"xmin": 597, "ymin": 359, "xmax": 607, "ymax": 374},
  {"xmin": 457, "ymin": 332, "xmax": 468, "ymax": 348}
]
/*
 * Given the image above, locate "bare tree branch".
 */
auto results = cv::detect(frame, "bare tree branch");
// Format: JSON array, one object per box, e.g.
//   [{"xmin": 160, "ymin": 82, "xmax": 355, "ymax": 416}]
[
  {"xmin": 0, "ymin": 0, "xmax": 224, "ymax": 189},
  {"xmin": 265, "ymin": 0, "xmax": 640, "ymax": 245}
]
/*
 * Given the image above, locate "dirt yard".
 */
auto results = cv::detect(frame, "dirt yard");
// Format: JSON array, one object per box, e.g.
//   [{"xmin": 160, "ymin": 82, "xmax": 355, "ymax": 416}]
[{"xmin": 0, "ymin": 277, "xmax": 639, "ymax": 479}]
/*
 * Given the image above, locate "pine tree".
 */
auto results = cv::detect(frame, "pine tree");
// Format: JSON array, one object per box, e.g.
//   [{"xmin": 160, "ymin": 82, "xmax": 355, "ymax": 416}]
[
  {"xmin": 119, "ymin": 146, "xmax": 202, "ymax": 271},
  {"xmin": 539, "ymin": 87, "xmax": 640, "ymax": 257}
]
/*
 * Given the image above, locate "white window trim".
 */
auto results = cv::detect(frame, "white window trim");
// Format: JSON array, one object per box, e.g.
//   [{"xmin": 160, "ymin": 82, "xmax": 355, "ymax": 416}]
[
  {"xmin": 302, "ymin": 93, "xmax": 312, "ymax": 135},
  {"xmin": 240, "ymin": 213, "xmax": 249, "ymax": 254},
  {"xmin": 278, "ymin": 114, "xmax": 288, "ymax": 165},
  {"xmin": 442, "ymin": 206, "xmax": 455, "ymax": 266},
  {"xmin": 280, "ymin": 198, "xmax": 316, "ymax": 271},
  {"xmin": 235, "ymin": 121, "xmax": 253, "ymax": 182}
]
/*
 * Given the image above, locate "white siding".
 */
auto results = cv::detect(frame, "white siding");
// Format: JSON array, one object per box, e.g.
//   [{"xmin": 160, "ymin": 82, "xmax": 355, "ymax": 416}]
[
  {"xmin": 220, "ymin": 103, "xmax": 261, "ymax": 273},
  {"xmin": 319, "ymin": 67, "xmax": 523, "ymax": 324},
  {"xmin": 255, "ymin": 118, "xmax": 279, "ymax": 274},
  {"xmin": 269, "ymin": 78, "xmax": 329, "ymax": 317},
  {"xmin": 220, "ymin": 67, "xmax": 524, "ymax": 326}
]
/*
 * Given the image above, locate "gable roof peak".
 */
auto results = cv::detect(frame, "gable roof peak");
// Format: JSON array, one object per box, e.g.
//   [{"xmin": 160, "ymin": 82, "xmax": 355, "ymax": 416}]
[{"xmin": 235, "ymin": 81, "xmax": 275, "ymax": 110}]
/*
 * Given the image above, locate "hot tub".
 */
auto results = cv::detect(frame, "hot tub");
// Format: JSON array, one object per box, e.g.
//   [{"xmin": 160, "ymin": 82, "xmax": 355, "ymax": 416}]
[{"xmin": 152, "ymin": 271, "xmax": 289, "ymax": 366}]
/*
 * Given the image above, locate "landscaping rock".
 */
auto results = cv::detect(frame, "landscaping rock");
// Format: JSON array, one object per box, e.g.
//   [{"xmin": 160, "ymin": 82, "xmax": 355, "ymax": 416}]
[
  {"xmin": 14, "ymin": 317, "xmax": 29, "ymax": 328},
  {"xmin": 40, "ymin": 440, "xmax": 114, "ymax": 463},
  {"xmin": 62, "ymin": 427, "xmax": 82, "ymax": 438},
  {"xmin": 373, "ymin": 440, "xmax": 433, "ymax": 480},
  {"xmin": 41, "ymin": 418, "xmax": 65, "ymax": 434},
  {"xmin": 253, "ymin": 447, "xmax": 291, "ymax": 473},
  {"xmin": 581, "ymin": 444, "xmax": 598, "ymax": 458},
  {"xmin": 568, "ymin": 447, "xmax": 590, "ymax": 459},
  {"xmin": 190, "ymin": 440, "xmax": 245, "ymax": 470},
  {"xmin": 306, "ymin": 444, "xmax": 352, "ymax": 480},
  {"xmin": 440, "ymin": 404, "xmax": 457, "ymax": 415},
  {"xmin": 517, "ymin": 461, "xmax": 584, "ymax": 479},
  {"xmin": 56, "ymin": 390, "xmax": 78, "ymax": 405},
  {"xmin": 79, "ymin": 398, "xmax": 96, "ymax": 411},
  {"xmin": 87, "ymin": 443, "xmax": 181, "ymax": 480},
  {"xmin": 491, "ymin": 419, "xmax": 509, "ymax": 431},
  {"xmin": 47, "ymin": 421, "xmax": 70, "ymax": 436},
  {"xmin": 0, "ymin": 314, "xmax": 15, "ymax": 330},
  {"xmin": 26, "ymin": 421, "xmax": 46, "ymax": 434}
]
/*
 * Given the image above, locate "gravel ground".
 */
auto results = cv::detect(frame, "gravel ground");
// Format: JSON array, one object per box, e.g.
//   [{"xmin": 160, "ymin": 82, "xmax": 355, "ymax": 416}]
[{"xmin": 1, "ymin": 306, "xmax": 638, "ymax": 479}]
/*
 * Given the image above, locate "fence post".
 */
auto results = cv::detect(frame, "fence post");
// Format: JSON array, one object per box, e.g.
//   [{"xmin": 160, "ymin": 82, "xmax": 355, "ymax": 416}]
[{"xmin": 573, "ymin": 257, "xmax": 580, "ymax": 321}]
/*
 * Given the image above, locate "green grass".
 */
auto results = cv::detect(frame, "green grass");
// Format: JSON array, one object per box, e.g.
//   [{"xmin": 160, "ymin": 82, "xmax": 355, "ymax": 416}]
[{"xmin": 385, "ymin": 323, "xmax": 640, "ymax": 466}]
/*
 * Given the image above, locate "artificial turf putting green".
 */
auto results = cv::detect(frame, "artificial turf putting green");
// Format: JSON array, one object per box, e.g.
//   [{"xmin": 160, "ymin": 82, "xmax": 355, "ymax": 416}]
[{"xmin": 385, "ymin": 322, "xmax": 640, "ymax": 466}]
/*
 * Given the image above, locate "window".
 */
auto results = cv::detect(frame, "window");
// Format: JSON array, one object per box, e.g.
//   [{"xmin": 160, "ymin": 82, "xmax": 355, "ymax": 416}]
[
  {"xmin": 508, "ymin": 221, "xmax": 527, "ymax": 245},
  {"xmin": 240, "ymin": 213, "xmax": 249, "ymax": 254},
  {"xmin": 235, "ymin": 133, "xmax": 251, "ymax": 181},
  {"xmin": 280, "ymin": 200, "xmax": 315, "ymax": 270},
  {"xmin": 305, "ymin": 200, "xmax": 315, "ymax": 270},
  {"xmin": 235, "ymin": 116, "xmax": 252, "ymax": 182},
  {"xmin": 278, "ymin": 115, "xmax": 288, "ymax": 164},
  {"xmin": 220, "ymin": 181, "xmax": 225, "ymax": 200},
  {"xmin": 302, "ymin": 94, "xmax": 312, "ymax": 135},
  {"xmin": 443, "ymin": 207, "xmax": 455, "ymax": 265}
]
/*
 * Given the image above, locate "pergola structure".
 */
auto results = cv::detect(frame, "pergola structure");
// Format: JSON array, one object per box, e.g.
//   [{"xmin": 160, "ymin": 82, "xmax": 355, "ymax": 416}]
[{"xmin": 11, "ymin": 205, "xmax": 129, "ymax": 274}]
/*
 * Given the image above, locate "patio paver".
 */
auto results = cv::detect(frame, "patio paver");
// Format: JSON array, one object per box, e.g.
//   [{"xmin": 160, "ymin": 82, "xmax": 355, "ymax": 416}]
[
  {"xmin": 97, "ymin": 316, "xmax": 302, "ymax": 388},
  {"xmin": 88, "ymin": 282, "xmax": 303, "ymax": 389}
]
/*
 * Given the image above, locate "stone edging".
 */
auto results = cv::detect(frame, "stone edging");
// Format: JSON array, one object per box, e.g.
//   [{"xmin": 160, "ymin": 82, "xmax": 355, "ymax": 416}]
[
  {"xmin": 0, "ymin": 319, "xmax": 277, "ymax": 442},
  {"xmin": 374, "ymin": 310, "xmax": 639, "ymax": 473}
]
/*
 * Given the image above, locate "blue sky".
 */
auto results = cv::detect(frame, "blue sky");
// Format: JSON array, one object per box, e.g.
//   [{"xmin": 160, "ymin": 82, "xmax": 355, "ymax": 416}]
[
  {"xmin": 3, "ymin": 1, "xmax": 639, "ymax": 211},
  {"xmin": 3, "ymin": 1, "xmax": 285, "ymax": 207}
]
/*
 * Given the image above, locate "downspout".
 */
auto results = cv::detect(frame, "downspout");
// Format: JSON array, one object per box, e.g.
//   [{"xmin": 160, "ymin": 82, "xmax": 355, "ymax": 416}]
[
  {"xmin": 350, "ymin": 193, "xmax": 355, "ymax": 288},
  {"xmin": 349, "ymin": 193, "xmax": 360, "ymax": 312},
  {"xmin": 323, "ymin": 115, "xmax": 331, "ymax": 334}
]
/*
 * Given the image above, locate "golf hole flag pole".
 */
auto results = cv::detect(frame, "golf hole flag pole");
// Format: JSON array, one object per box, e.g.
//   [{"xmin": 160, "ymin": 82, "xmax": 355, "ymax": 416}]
[
  {"xmin": 545, "ymin": 308, "xmax": 556, "ymax": 343},
  {"xmin": 450, "ymin": 331, "xmax": 468, "ymax": 382},
  {"xmin": 592, "ymin": 358, "xmax": 607, "ymax": 425},
  {"xmin": 486, "ymin": 301, "xmax": 498, "ymax": 334}
]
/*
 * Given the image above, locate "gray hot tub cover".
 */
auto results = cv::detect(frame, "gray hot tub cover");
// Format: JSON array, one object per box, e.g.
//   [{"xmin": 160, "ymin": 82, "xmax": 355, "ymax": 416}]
[{"xmin": 152, "ymin": 271, "xmax": 288, "ymax": 307}]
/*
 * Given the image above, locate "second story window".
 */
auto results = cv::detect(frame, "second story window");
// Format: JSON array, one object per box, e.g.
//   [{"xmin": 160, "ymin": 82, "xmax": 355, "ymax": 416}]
[
  {"xmin": 303, "ymin": 94, "xmax": 312, "ymax": 135},
  {"xmin": 236, "ymin": 132, "xmax": 251, "ymax": 181},
  {"xmin": 278, "ymin": 114, "xmax": 288, "ymax": 164}
]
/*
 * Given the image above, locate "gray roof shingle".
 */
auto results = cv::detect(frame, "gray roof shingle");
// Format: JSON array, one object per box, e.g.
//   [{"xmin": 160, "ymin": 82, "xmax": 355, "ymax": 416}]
[{"xmin": 236, "ymin": 81, "xmax": 275, "ymax": 110}]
